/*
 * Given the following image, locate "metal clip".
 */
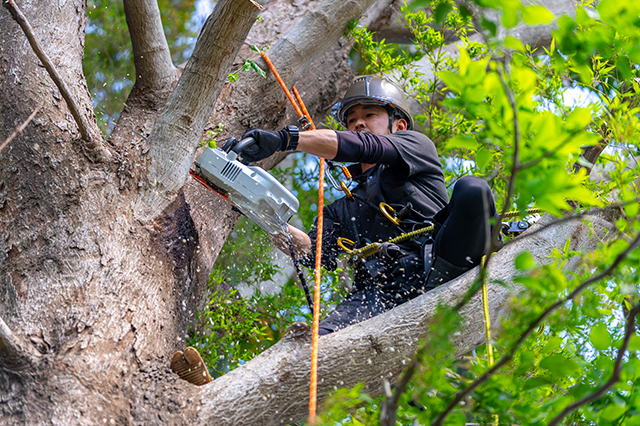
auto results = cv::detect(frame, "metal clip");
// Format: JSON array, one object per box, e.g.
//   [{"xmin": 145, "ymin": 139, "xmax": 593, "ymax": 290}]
[
  {"xmin": 501, "ymin": 220, "xmax": 530, "ymax": 237},
  {"xmin": 297, "ymin": 116, "xmax": 312, "ymax": 131}
]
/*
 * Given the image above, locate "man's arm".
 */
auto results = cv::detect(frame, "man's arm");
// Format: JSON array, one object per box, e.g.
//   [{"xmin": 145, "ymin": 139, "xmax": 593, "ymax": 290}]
[
  {"xmin": 297, "ymin": 129, "xmax": 338, "ymax": 159},
  {"xmin": 240, "ymin": 127, "xmax": 400, "ymax": 165},
  {"xmin": 271, "ymin": 224, "xmax": 312, "ymax": 257}
]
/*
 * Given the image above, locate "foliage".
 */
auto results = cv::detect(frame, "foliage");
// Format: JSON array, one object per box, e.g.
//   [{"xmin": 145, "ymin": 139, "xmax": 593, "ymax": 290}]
[
  {"xmin": 187, "ymin": 270, "xmax": 269, "ymax": 377},
  {"xmin": 228, "ymin": 45, "xmax": 269, "ymax": 82},
  {"xmin": 315, "ymin": 0, "xmax": 640, "ymax": 424}
]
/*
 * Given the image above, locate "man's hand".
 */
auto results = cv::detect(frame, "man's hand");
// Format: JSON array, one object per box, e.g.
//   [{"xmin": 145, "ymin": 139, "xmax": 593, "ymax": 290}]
[
  {"xmin": 272, "ymin": 224, "xmax": 312, "ymax": 257},
  {"xmin": 240, "ymin": 128, "xmax": 289, "ymax": 163}
]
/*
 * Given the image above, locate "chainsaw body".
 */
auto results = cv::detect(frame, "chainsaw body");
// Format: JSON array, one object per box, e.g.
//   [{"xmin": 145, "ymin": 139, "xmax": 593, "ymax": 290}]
[{"xmin": 193, "ymin": 144, "xmax": 299, "ymax": 235}]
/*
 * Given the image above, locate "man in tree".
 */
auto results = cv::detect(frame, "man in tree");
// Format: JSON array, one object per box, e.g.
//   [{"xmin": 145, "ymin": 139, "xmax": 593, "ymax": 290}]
[{"xmin": 241, "ymin": 75, "xmax": 497, "ymax": 335}]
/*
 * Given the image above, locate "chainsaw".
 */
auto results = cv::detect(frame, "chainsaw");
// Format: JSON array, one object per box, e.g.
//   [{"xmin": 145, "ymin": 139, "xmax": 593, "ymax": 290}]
[{"xmin": 190, "ymin": 137, "xmax": 299, "ymax": 235}]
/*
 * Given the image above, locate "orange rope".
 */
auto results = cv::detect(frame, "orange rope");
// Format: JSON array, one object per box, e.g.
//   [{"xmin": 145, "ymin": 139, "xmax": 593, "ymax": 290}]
[
  {"xmin": 292, "ymin": 86, "xmax": 316, "ymax": 129},
  {"xmin": 260, "ymin": 52, "xmax": 305, "ymax": 119},
  {"xmin": 260, "ymin": 51, "xmax": 322, "ymax": 425}
]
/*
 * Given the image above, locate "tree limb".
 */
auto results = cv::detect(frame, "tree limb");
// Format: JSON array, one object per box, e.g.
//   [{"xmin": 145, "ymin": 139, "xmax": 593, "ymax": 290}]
[
  {"xmin": 547, "ymin": 302, "xmax": 640, "ymax": 426},
  {"xmin": 0, "ymin": 316, "xmax": 40, "ymax": 370},
  {"xmin": 134, "ymin": 0, "xmax": 262, "ymax": 221},
  {"xmin": 190, "ymin": 211, "xmax": 612, "ymax": 426},
  {"xmin": 123, "ymin": 0, "xmax": 177, "ymax": 90},
  {"xmin": 259, "ymin": 0, "xmax": 381, "ymax": 87},
  {"xmin": 0, "ymin": 106, "xmax": 39, "ymax": 152},
  {"xmin": 431, "ymin": 231, "xmax": 640, "ymax": 426},
  {"xmin": 2, "ymin": 0, "xmax": 101, "ymax": 154}
]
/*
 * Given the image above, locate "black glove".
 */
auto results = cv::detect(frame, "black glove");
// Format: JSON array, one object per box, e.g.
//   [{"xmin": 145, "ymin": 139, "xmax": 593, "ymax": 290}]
[{"xmin": 239, "ymin": 128, "xmax": 289, "ymax": 164}]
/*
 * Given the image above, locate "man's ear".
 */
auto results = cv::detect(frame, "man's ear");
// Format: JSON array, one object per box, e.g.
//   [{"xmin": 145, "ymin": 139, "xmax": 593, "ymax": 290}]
[{"xmin": 392, "ymin": 118, "xmax": 408, "ymax": 132}]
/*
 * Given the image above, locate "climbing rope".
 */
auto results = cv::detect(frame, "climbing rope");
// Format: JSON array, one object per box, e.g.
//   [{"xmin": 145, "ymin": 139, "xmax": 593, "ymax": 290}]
[
  {"xmin": 260, "ymin": 51, "xmax": 323, "ymax": 425},
  {"xmin": 479, "ymin": 255, "xmax": 499, "ymax": 426}
]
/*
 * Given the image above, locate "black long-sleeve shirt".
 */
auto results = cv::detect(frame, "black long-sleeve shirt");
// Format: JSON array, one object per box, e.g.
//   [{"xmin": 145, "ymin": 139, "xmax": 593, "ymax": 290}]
[{"xmin": 304, "ymin": 130, "xmax": 448, "ymax": 277}]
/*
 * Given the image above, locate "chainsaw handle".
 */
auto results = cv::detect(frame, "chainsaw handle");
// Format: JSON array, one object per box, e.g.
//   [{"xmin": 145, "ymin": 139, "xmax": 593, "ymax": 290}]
[{"xmin": 232, "ymin": 137, "xmax": 257, "ymax": 154}]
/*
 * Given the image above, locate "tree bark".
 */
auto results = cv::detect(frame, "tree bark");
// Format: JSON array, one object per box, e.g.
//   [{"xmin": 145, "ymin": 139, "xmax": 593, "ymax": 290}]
[{"xmin": 123, "ymin": 0, "xmax": 177, "ymax": 90}]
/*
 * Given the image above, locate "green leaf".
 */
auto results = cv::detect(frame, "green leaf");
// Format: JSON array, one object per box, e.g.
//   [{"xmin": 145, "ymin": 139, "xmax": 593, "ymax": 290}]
[
  {"xmin": 521, "ymin": 5, "xmax": 555, "ymax": 25},
  {"xmin": 475, "ymin": 149, "xmax": 493, "ymax": 171},
  {"xmin": 502, "ymin": 7, "xmax": 519, "ymax": 28},
  {"xmin": 446, "ymin": 135, "xmax": 477, "ymax": 150},
  {"xmin": 566, "ymin": 107, "xmax": 592, "ymax": 129},
  {"xmin": 625, "ymin": 201, "xmax": 640, "ymax": 220},
  {"xmin": 459, "ymin": 4, "xmax": 471, "ymax": 19},
  {"xmin": 250, "ymin": 60, "xmax": 267, "ymax": 78},
  {"xmin": 434, "ymin": 3, "xmax": 452, "ymax": 23},
  {"xmin": 598, "ymin": 404, "xmax": 627, "ymax": 422},
  {"xmin": 523, "ymin": 377, "xmax": 551, "ymax": 391},
  {"xmin": 504, "ymin": 35, "xmax": 525, "ymax": 52},
  {"xmin": 481, "ymin": 17, "xmax": 497, "ymax": 36},
  {"xmin": 590, "ymin": 324, "xmax": 612, "ymax": 351},
  {"xmin": 562, "ymin": 237, "xmax": 572, "ymax": 257},
  {"xmin": 437, "ymin": 71, "xmax": 465, "ymax": 93},
  {"xmin": 616, "ymin": 56, "xmax": 632, "ymax": 81},
  {"xmin": 515, "ymin": 251, "xmax": 535, "ymax": 271},
  {"xmin": 539, "ymin": 354, "xmax": 580, "ymax": 379}
]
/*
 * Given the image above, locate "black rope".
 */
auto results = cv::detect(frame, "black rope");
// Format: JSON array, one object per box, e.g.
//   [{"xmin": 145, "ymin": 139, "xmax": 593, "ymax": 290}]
[{"xmin": 284, "ymin": 228, "xmax": 314, "ymax": 311}]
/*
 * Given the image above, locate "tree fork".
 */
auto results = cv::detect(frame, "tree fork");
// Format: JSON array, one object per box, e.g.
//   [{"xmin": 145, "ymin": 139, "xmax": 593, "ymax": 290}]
[{"xmin": 134, "ymin": 0, "xmax": 261, "ymax": 221}]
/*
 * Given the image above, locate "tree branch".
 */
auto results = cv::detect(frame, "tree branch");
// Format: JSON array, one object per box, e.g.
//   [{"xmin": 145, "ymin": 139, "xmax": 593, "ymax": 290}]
[
  {"xmin": 547, "ymin": 302, "xmax": 640, "ymax": 426},
  {"xmin": 2, "ymin": 0, "xmax": 100, "ymax": 153},
  {"xmin": 0, "ymin": 106, "xmax": 39, "ymax": 152},
  {"xmin": 431, "ymin": 231, "xmax": 640, "ymax": 426},
  {"xmin": 134, "ymin": 0, "xmax": 261, "ymax": 221},
  {"xmin": 191, "ymin": 211, "xmax": 612, "ymax": 426},
  {"xmin": 0, "ymin": 316, "xmax": 39, "ymax": 370},
  {"xmin": 259, "ymin": 0, "xmax": 380, "ymax": 86},
  {"xmin": 123, "ymin": 0, "xmax": 177, "ymax": 90}
]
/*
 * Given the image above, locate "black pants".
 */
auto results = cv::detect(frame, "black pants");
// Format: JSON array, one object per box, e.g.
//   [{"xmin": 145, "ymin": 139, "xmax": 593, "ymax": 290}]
[{"xmin": 318, "ymin": 176, "xmax": 497, "ymax": 335}]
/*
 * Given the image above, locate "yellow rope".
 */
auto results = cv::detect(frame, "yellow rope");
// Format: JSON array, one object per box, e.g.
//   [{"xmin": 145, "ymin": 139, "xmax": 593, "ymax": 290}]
[{"xmin": 480, "ymin": 255, "xmax": 499, "ymax": 426}]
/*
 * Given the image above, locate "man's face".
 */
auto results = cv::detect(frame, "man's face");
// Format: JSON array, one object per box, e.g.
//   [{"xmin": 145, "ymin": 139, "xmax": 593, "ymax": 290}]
[{"xmin": 345, "ymin": 104, "xmax": 391, "ymax": 135}]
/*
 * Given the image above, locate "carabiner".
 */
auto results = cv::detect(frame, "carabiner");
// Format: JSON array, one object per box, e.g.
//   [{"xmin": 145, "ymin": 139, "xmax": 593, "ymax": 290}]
[
  {"xmin": 379, "ymin": 202, "xmax": 401, "ymax": 226},
  {"xmin": 340, "ymin": 181, "xmax": 354, "ymax": 201},
  {"xmin": 337, "ymin": 237, "xmax": 356, "ymax": 253}
]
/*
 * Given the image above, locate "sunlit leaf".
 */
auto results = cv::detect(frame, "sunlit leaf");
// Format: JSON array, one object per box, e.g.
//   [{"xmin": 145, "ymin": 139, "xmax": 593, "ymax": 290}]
[{"xmin": 590, "ymin": 324, "xmax": 612, "ymax": 351}]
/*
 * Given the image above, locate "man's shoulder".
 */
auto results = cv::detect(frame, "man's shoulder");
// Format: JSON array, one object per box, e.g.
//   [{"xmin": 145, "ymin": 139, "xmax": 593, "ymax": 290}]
[{"xmin": 386, "ymin": 130, "xmax": 434, "ymax": 145}]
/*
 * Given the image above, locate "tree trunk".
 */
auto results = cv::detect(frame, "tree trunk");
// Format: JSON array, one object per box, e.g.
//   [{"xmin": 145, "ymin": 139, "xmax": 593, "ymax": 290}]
[{"xmin": 0, "ymin": 0, "xmax": 606, "ymax": 424}]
